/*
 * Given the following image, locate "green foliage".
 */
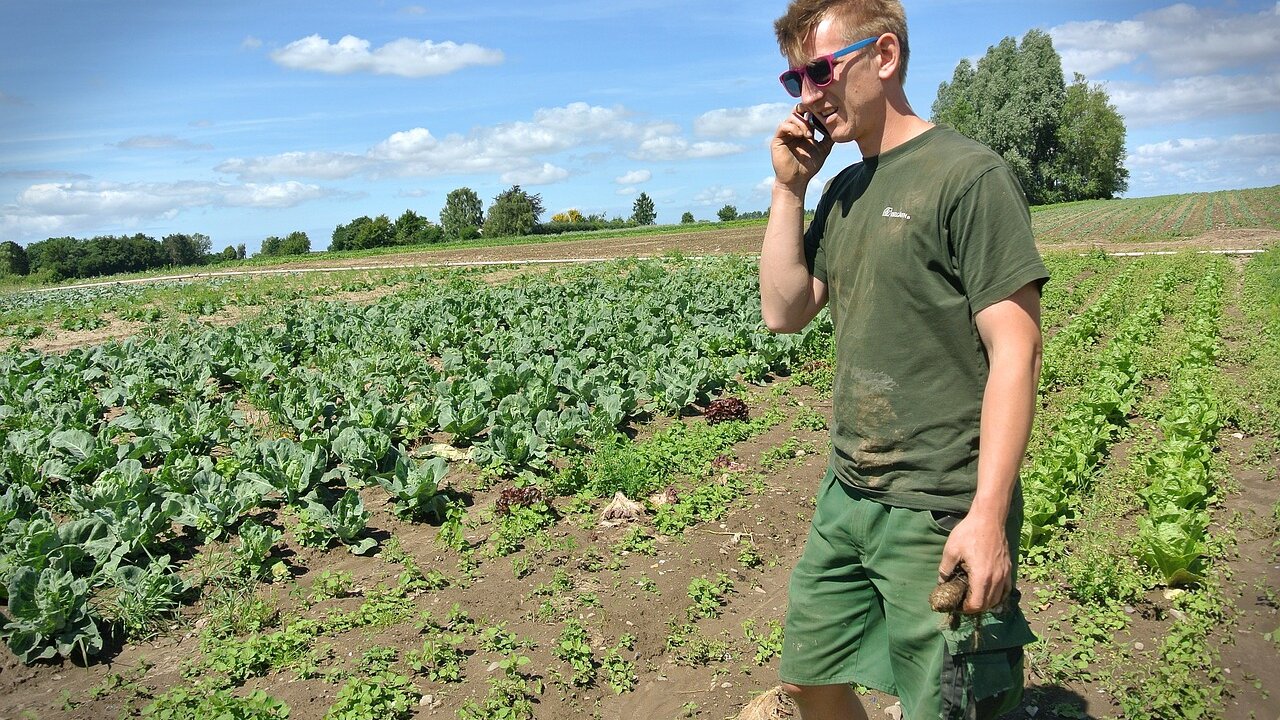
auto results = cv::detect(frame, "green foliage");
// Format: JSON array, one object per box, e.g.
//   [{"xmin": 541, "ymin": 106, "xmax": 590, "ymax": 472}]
[
  {"xmin": 553, "ymin": 618, "xmax": 596, "ymax": 686},
  {"xmin": 393, "ymin": 209, "xmax": 442, "ymax": 245},
  {"xmin": 440, "ymin": 187, "xmax": 484, "ymax": 240},
  {"xmin": 716, "ymin": 204, "xmax": 738, "ymax": 222},
  {"xmin": 686, "ymin": 573, "xmax": 734, "ymax": 619},
  {"xmin": 1049, "ymin": 74, "xmax": 1129, "ymax": 200},
  {"xmin": 680, "ymin": 211, "xmax": 695, "ymax": 224},
  {"xmin": 142, "ymin": 686, "xmax": 290, "ymax": 719},
  {"xmin": 0, "ymin": 240, "xmax": 29, "ymax": 276},
  {"xmin": 233, "ymin": 519, "xmax": 282, "ymax": 580},
  {"xmin": 324, "ymin": 672, "xmax": 419, "ymax": 720},
  {"xmin": 631, "ymin": 192, "xmax": 657, "ymax": 225},
  {"xmin": 259, "ymin": 231, "xmax": 310, "ymax": 257},
  {"xmin": 742, "ymin": 619, "xmax": 784, "ymax": 665},
  {"xmin": 602, "ymin": 634, "xmax": 637, "ymax": 693},
  {"xmin": 932, "ymin": 30, "xmax": 1126, "ymax": 203},
  {"xmin": 406, "ymin": 634, "xmax": 467, "ymax": 683},
  {"xmin": 485, "ymin": 185, "xmax": 545, "ymax": 238},
  {"xmin": 0, "ymin": 565, "xmax": 103, "ymax": 663}
]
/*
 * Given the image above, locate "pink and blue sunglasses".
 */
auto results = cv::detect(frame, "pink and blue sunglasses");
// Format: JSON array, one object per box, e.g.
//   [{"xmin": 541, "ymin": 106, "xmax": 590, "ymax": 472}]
[{"xmin": 779, "ymin": 36, "xmax": 878, "ymax": 97}]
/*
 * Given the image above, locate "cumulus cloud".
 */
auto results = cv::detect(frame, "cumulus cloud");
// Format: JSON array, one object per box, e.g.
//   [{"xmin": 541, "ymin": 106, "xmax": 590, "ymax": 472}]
[
  {"xmin": 270, "ymin": 34, "xmax": 503, "ymax": 77},
  {"xmin": 1127, "ymin": 133, "xmax": 1280, "ymax": 191},
  {"xmin": 1107, "ymin": 74, "xmax": 1280, "ymax": 126},
  {"xmin": 1051, "ymin": 3, "xmax": 1280, "ymax": 78},
  {"xmin": 615, "ymin": 169, "xmax": 651, "ymax": 185},
  {"xmin": 216, "ymin": 151, "xmax": 372, "ymax": 180},
  {"xmin": 115, "ymin": 135, "xmax": 213, "ymax": 151},
  {"xmin": 501, "ymin": 163, "xmax": 570, "ymax": 185},
  {"xmin": 1, "ymin": 180, "xmax": 333, "ymax": 239},
  {"xmin": 631, "ymin": 136, "xmax": 743, "ymax": 161},
  {"xmin": 694, "ymin": 103, "xmax": 792, "ymax": 139},
  {"xmin": 241, "ymin": 36, "xmax": 263, "ymax": 50},
  {"xmin": 692, "ymin": 185, "xmax": 738, "ymax": 206}
]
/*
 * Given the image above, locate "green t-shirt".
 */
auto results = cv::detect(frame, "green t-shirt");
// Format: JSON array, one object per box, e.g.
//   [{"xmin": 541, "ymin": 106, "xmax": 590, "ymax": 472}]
[{"xmin": 804, "ymin": 126, "xmax": 1049, "ymax": 513}]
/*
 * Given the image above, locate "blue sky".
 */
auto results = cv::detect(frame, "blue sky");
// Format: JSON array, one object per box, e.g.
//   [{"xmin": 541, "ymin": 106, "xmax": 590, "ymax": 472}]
[{"xmin": 2, "ymin": 1, "xmax": 1277, "ymax": 253}]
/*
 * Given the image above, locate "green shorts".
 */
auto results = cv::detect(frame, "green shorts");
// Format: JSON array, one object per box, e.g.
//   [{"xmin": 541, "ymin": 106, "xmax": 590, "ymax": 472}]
[{"xmin": 779, "ymin": 470, "xmax": 1036, "ymax": 720}]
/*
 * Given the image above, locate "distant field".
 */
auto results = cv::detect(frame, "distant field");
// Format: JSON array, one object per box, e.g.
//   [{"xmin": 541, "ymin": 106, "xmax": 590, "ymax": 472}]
[{"xmin": 1031, "ymin": 185, "xmax": 1280, "ymax": 244}]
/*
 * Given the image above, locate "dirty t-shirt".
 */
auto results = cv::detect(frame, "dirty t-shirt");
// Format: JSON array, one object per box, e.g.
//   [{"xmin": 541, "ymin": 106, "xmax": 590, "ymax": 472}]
[{"xmin": 804, "ymin": 126, "xmax": 1049, "ymax": 513}]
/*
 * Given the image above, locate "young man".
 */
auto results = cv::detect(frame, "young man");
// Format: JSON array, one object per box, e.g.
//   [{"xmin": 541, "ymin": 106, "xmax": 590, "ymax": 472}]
[{"xmin": 760, "ymin": 1, "xmax": 1048, "ymax": 718}]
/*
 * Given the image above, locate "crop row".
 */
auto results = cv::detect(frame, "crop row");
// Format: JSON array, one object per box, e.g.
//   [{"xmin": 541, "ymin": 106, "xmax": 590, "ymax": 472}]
[
  {"xmin": 1021, "ymin": 266, "xmax": 1182, "ymax": 555},
  {"xmin": 0, "ymin": 257, "xmax": 827, "ymax": 664}
]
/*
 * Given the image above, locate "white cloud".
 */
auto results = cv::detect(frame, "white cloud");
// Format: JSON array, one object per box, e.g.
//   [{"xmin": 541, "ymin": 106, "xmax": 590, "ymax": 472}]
[
  {"xmin": 216, "ymin": 151, "xmax": 372, "ymax": 180},
  {"xmin": 1127, "ymin": 133, "xmax": 1280, "ymax": 191},
  {"xmin": 694, "ymin": 103, "xmax": 792, "ymax": 139},
  {"xmin": 1, "ymin": 180, "xmax": 333, "ymax": 239},
  {"xmin": 270, "ymin": 34, "xmax": 503, "ymax": 77},
  {"xmin": 500, "ymin": 163, "xmax": 570, "ymax": 185},
  {"xmin": 752, "ymin": 176, "xmax": 775, "ymax": 198},
  {"xmin": 616, "ymin": 186, "xmax": 637, "ymax": 196},
  {"xmin": 1108, "ymin": 74, "xmax": 1280, "ymax": 127},
  {"xmin": 401, "ymin": 5, "xmax": 427, "ymax": 15},
  {"xmin": 692, "ymin": 185, "xmax": 738, "ymax": 206},
  {"xmin": 1051, "ymin": 4, "xmax": 1280, "ymax": 78},
  {"xmin": 222, "ymin": 181, "xmax": 328, "ymax": 208},
  {"xmin": 631, "ymin": 135, "xmax": 744, "ymax": 161},
  {"xmin": 615, "ymin": 169, "xmax": 651, "ymax": 185},
  {"xmin": 241, "ymin": 36, "xmax": 263, "ymax": 50},
  {"xmin": 115, "ymin": 135, "xmax": 213, "ymax": 151}
]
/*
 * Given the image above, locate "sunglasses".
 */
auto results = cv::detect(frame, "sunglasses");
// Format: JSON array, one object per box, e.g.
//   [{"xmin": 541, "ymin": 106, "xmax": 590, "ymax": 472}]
[{"xmin": 779, "ymin": 36, "xmax": 879, "ymax": 98}]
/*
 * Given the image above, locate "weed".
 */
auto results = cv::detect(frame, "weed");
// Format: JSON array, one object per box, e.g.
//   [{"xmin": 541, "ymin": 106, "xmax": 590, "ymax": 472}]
[
  {"xmin": 742, "ymin": 619, "xmax": 785, "ymax": 665},
  {"xmin": 324, "ymin": 671, "xmax": 418, "ymax": 720},
  {"xmin": 553, "ymin": 618, "xmax": 596, "ymax": 687},
  {"xmin": 308, "ymin": 570, "xmax": 354, "ymax": 603},
  {"xmin": 406, "ymin": 634, "xmax": 466, "ymax": 683},
  {"xmin": 687, "ymin": 573, "xmax": 735, "ymax": 619}
]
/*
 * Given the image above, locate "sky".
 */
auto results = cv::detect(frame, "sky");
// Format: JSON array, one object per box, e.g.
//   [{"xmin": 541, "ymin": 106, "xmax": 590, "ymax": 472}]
[{"xmin": 1, "ymin": 1, "xmax": 1277, "ymax": 253}]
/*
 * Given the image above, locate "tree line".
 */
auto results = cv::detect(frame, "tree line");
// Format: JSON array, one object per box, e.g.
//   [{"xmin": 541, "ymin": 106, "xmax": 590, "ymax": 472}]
[{"xmin": 0, "ymin": 231, "xmax": 314, "ymax": 283}]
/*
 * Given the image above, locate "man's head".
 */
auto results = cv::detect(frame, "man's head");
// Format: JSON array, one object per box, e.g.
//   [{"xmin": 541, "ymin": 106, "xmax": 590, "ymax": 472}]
[{"xmin": 774, "ymin": 0, "xmax": 910, "ymax": 86}]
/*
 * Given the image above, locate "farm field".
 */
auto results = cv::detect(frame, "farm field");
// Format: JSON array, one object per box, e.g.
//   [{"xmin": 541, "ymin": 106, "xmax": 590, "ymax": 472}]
[{"xmin": 1, "ymin": 188, "xmax": 1278, "ymax": 720}]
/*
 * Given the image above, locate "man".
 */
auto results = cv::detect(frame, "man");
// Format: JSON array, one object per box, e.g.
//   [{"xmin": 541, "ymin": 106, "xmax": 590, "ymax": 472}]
[{"xmin": 760, "ymin": 1, "xmax": 1048, "ymax": 718}]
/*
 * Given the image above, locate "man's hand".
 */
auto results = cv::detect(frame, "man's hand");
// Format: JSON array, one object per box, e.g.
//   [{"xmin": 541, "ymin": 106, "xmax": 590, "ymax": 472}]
[
  {"xmin": 771, "ymin": 105, "xmax": 835, "ymax": 191},
  {"xmin": 938, "ymin": 513, "xmax": 1011, "ymax": 614}
]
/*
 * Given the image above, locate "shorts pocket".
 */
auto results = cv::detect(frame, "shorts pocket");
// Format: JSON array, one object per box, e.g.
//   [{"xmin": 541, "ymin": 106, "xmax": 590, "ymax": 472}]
[
  {"xmin": 926, "ymin": 509, "xmax": 963, "ymax": 535},
  {"xmin": 939, "ymin": 605, "xmax": 1037, "ymax": 718}
]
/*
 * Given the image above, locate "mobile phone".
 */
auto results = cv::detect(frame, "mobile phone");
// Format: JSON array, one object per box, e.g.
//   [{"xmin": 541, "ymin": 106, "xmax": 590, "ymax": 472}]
[{"xmin": 804, "ymin": 112, "xmax": 828, "ymax": 142}]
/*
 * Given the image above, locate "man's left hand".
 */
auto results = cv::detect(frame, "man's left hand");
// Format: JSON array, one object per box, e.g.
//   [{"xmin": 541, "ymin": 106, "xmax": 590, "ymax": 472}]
[{"xmin": 938, "ymin": 513, "xmax": 1011, "ymax": 614}]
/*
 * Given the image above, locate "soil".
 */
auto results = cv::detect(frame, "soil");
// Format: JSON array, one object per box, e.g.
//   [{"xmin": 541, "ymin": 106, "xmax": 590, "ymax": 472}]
[{"xmin": 2, "ymin": 229, "xmax": 1278, "ymax": 720}]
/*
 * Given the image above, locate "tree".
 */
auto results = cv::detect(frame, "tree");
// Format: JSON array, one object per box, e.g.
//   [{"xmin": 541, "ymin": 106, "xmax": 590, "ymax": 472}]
[
  {"xmin": 932, "ymin": 29, "xmax": 1126, "ymax": 204},
  {"xmin": 1049, "ymin": 74, "xmax": 1129, "ymax": 201},
  {"xmin": 278, "ymin": 231, "xmax": 310, "ymax": 255},
  {"xmin": 717, "ymin": 204, "xmax": 738, "ymax": 222},
  {"xmin": 162, "ymin": 233, "xmax": 211, "ymax": 267},
  {"xmin": 551, "ymin": 209, "xmax": 585, "ymax": 223},
  {"xmin": 440, "ymin": 187, "xmax": 484, "ymax": 240},
  {"xmin": 393, "ymin": 209, "xmax": 441, "ymax": 245},
  {"xmin": 331, "ymin": 216, "xmax": 368, "ymax": 251},
  {"xmin": 680, "ymin": 211, "xmax": 695, "ymax": 224},
  {"xmin": 631, "ymin": 193, "xmax": 656, "ymax": 225},
  {"xmin": 236, "ymin": 243, "xmax": 247, "ymax": 260},
  {"xmin": 0, "ymin": 241, "xmax": 29, "ymax": 276},
  {"xmin": 219, "ymin": 246, "xmax": 238, "ymax": 261},
  {"xmin": 485, "ymin": 185, "xmax": 544, "ymax": 238}
]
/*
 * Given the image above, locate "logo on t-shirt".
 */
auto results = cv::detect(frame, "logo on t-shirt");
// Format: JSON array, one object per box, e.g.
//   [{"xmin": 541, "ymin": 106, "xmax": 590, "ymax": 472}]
[{"xmin": 882, "ymin": 206, "xmax": 911, "ymax": 220}]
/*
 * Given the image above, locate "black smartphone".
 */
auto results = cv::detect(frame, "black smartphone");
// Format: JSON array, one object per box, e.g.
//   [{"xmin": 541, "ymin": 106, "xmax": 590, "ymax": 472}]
[{"xmin": 804, "ymin": 112, "xmax": 828, "ymax": 142}]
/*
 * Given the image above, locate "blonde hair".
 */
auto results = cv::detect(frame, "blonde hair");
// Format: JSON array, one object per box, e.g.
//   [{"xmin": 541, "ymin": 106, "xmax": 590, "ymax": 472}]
[{"xmin": 774, "ymin": 0, "xmax": 910, "ymax": 85}]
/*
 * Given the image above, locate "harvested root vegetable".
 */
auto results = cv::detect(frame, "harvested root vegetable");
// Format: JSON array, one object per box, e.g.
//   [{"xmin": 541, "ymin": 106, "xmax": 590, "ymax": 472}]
[
  {"xmin": 735, "ymin": 686, "xmax": 796, "ymax": 719},
  {"xmin": 929, "ymin": 565, "xmax": 970, "ymax": 613}
]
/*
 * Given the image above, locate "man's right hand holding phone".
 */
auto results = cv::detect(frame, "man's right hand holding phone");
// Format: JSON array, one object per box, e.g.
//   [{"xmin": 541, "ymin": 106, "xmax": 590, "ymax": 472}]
[{"xmin": 771, "ymin": 104, "xmax": 835, "ymax": 194}]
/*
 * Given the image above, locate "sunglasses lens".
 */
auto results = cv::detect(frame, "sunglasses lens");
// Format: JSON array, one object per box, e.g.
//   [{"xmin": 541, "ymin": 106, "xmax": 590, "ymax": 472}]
[
  {"xmin": 807, "ymin": 59, "xmax": 833, "ymax": 86},
  {"xmin": 780, "ymin": 71, "xmax": 803, "ymax": 97}
]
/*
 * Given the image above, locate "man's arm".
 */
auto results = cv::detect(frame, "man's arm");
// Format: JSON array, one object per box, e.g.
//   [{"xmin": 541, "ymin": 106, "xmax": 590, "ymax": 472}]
[
  {"xmin": 759, "ymin": 110, "xmax": 832, "ymax": 333},
  {"xmin": 939, "ymin": 281, "xmax": 1042, "ymax": 613}
]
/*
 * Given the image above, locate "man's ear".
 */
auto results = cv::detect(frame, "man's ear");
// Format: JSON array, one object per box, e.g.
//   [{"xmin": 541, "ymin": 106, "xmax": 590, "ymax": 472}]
[{"xmin": 875, "ymin": 33, "xmax": 901, "ymax": 83}]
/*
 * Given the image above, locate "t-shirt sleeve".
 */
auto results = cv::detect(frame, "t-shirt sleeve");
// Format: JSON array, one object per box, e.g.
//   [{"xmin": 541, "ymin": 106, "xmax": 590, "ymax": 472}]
[{"xmin": 948, "ymin": 165, "xmax": 1049, "ymax": 315}]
